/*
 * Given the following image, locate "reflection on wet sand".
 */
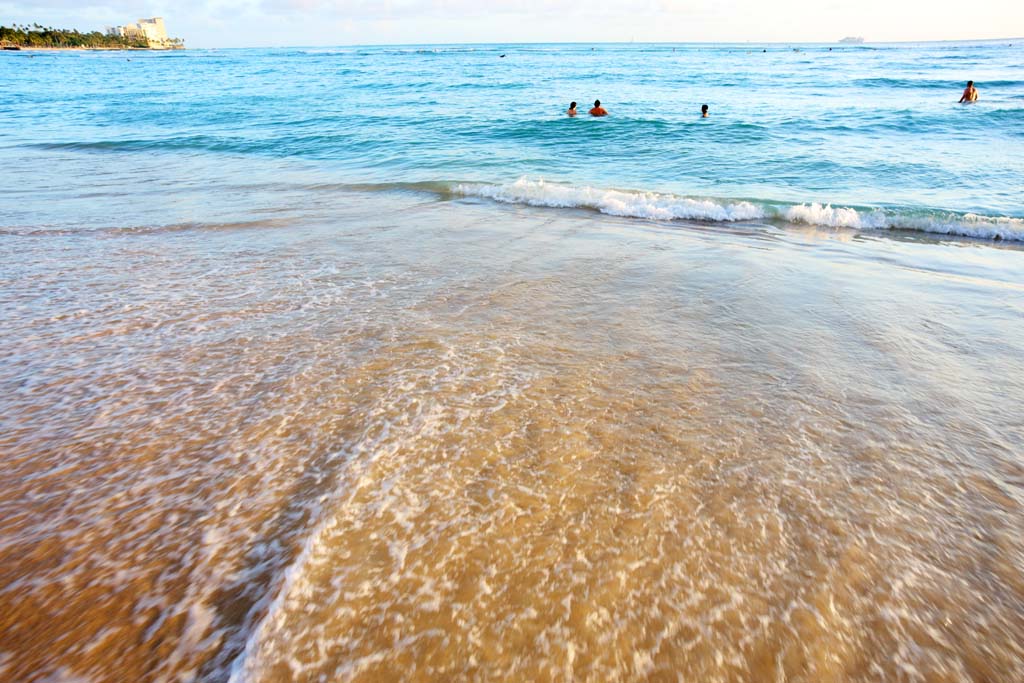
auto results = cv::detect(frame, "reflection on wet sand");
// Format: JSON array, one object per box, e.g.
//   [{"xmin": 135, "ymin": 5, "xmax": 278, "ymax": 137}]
[{"xmin": 1, "ymin": 194, "xmax": 1023, "ymax": 682}]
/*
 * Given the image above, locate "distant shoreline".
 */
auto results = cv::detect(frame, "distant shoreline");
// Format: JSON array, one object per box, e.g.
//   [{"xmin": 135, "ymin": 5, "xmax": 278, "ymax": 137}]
[
  {"xmin": 10, "ymin": 39, "xmax": 1016, "ymax": 52},
  {"xmin": 4, "ymin": 46, "xmax": 184, "ymax": 52},
  {"xmin": 97, "ymin": 38, "xmax": 1020, "ymax": 50}
]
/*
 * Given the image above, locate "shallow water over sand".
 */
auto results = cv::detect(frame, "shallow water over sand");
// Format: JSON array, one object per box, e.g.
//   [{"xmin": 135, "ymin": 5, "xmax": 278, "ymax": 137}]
[{"xmin": 2, "ymin": 179, "xmax": 1023, "ymax": 681}]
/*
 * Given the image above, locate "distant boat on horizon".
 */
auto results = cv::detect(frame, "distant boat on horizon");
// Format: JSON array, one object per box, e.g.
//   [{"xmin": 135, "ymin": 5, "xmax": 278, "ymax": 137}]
[{"xmin": 840, "ymin": 36, "xmax": 866, "ymax": 44}]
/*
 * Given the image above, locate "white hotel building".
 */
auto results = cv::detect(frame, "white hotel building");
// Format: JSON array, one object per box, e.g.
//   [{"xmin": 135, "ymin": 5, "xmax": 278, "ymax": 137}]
[{"xmin": 106, "ymin": 17, "xmax": 179, "ymax": 49}]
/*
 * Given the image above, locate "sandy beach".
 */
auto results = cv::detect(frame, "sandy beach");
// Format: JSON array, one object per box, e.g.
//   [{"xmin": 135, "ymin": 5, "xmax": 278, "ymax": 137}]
[{"xmin": 3, "ymin": 184, "xmax": 1024, "ymax": 681}]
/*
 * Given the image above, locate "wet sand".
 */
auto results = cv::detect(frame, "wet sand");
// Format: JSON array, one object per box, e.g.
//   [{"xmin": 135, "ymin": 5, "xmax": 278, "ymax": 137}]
[{"xmin": 1, "ymin": 191, "xmax": 1023, "ymax": 682}]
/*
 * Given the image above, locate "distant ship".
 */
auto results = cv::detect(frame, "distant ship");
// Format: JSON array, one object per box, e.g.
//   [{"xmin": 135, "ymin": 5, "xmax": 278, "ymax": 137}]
[{"xmin": 839, "ymin": 36, "xmax": 865, "ymax": 44}]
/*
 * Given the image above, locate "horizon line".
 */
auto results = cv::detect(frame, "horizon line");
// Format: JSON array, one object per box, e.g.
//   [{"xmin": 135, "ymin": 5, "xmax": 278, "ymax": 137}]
[{"xmin": 189, "ymin": 37, "xmax": 1023, "ymax": 49}]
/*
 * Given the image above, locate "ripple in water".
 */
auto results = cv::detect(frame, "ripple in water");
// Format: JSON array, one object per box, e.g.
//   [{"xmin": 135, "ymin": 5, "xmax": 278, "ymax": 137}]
[{"xmin": 1, "ymin": 190, "xmax": 1022, "ymax": 682}]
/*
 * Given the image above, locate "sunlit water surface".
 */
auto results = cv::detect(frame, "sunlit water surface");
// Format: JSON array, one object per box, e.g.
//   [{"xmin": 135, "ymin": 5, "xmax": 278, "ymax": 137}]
[{"xmin": 1, "ymin": 42, "xmax": 1023, "ymax": 683}]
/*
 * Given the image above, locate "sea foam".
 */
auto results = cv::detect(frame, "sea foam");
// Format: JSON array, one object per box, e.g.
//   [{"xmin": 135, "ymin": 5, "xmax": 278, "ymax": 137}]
[
  {"xmin": 782, "ymin": 204, "xmax": 1024, "ymax": 240},
  {"xmin": 452, "ymin": 179, "xmax": 1024, "ymax": 241},
  {"xmin": 453, "ymin": 178, "xmax": 765, "ymax": 222}
]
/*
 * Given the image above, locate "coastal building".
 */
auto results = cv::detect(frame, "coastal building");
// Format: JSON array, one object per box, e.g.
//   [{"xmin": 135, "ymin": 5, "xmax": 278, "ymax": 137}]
[{"xmin": 106, "ymin": 17, "xmax": 182, "ymax": 49}]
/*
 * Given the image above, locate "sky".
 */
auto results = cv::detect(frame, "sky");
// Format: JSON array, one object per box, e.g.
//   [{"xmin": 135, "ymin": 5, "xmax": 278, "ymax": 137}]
[{"xmin": 2, "ymin": 0, "xmax": 1022, "ymax": 48}]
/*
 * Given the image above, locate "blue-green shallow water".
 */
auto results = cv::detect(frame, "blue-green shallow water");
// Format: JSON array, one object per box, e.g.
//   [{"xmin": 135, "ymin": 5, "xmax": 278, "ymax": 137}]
[{"xmin": 1, "ymin": 41, "xmax": 1022, "ymax": 239}]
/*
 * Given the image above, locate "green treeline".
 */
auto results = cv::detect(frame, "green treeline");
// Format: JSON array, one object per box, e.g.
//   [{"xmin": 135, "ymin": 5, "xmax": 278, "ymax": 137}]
[{"xmin": 0, "ymin": 23, "xmax": 150, "ymax": 48}]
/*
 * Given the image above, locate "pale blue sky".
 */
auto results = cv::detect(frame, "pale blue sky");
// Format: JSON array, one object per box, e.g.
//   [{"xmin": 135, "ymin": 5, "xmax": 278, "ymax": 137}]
[{"xmin": 2, "ymin": 0, "xmax": 1021, "ymax": 48}]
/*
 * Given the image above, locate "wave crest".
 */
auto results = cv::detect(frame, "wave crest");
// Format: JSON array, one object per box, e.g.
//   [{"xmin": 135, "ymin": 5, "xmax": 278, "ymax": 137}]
[
  {"xmin": 451, "ymin": 178, "xmax": 1024, "ymax": 241},
  {"xmin": 783, "ymin": 203, "xmax": 888, "ymax": 228},
  {"xmin": 784, "ymin": 203, "xmax": 1024, "ymax": 239},
  {"xmin": 453, "ymin": 178, "xmax": 765, "ymax": 222}
]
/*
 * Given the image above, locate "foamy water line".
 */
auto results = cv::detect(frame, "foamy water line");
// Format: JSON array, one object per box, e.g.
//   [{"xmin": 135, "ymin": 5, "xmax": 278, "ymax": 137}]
[{"xmin": 451, "ymin": 178, "xmax": 1024, "ymax": 241}]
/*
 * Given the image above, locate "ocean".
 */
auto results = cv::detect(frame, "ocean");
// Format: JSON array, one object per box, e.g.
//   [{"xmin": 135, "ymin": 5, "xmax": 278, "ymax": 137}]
[
  {"xmin": 3, "ymin": 41, "xmax": 1024, "ymax": 238},
  {"xmin": 1, "ymin": 42, "xmax": 1023, "ymax": 682}
]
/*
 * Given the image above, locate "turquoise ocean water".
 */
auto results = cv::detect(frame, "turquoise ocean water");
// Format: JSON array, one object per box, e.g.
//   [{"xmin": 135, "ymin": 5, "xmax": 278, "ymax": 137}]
[{"xmin": 1, "ymin": 41, "xmax": 1022, "ymax": 239}]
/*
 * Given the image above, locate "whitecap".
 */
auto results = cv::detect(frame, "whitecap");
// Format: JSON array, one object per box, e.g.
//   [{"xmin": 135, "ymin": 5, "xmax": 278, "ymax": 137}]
[
  {"xmin": 451, "ymin": 178, "xmax": 1024, "ymax": 242},
  {"xmin": 453, "ymin": 178, "xmax": 765, "ymax": 222}
]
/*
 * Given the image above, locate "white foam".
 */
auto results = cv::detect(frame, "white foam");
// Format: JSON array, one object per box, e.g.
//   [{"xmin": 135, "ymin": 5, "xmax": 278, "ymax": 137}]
[
  {"xmin": 783, "ymin": 203, "xmax": 1024, "ymax": 240},
  {"xmin": 888, "ymin": 212, "xmax": 1024, "ymax": 241},
  {"xmin": 782, "ymin": 203, "xmax": 889, "ymax": 229},
  {"xmin": 451, "ymin": 178, "xmax": 1024, "ymax": 241},
  {"xmin": 453, "ymin": 178, "xmax": 765, "ymax": 222}
]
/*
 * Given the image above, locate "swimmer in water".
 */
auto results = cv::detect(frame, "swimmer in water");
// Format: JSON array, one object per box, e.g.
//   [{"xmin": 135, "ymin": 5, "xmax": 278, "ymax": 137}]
[
  {"xmin": 701, "ymin": 104, "xmax": 709, "ymax": 118},
  {"xmin": 589, "ymin": 99, "xmax": 608, "ymax": 117},
  {"xmin": 959, "ymin": 80, "xmax": 979, "ymax": 103},
  {"xmin": 567, "ymin": 101, "xmax": 577, "ymax": 117}
]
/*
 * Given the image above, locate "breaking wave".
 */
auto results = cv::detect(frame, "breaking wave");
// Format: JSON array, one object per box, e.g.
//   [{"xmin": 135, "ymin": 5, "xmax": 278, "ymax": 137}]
[
  {"xmin": 453, "ymin": 178, "xmax": 764, "ymax": 222},
  {"xmin": 451, "ymin": 178, "xmax": 1024, "ymax": 241}
]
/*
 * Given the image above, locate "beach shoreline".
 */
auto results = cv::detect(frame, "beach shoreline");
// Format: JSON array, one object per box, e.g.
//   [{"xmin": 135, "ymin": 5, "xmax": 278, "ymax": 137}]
[
  {"xmin": 2, "ymin": 187, "xmax": 1023, "ymax": 681},
  {"xmin": 2, "ymin": 39, "xmax": 1022, "ymax": 682},
  {"xmin": 4, "ymin": 45, "xmax": 183, "ymax": 51}
]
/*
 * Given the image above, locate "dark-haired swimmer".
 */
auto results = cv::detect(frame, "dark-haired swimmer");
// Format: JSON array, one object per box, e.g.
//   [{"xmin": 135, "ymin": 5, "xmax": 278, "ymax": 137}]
[
  {"xmin": 589, "ymin": 99, "xmax": 608, "ymax": 116},
  {"xmin": 701, "ymin": 104, "xmax": 709, "ymax": 118},
  {"xmin": 959, "ymin": 80, "xmax": 979, "ymax": 103},
  {"xmin": 567, "ymin": 101, "xmax": 577, "ymax": 116}
]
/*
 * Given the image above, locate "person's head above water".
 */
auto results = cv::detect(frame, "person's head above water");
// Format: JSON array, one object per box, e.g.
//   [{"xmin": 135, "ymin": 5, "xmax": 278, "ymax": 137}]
[
  {"xmin": 960, "ymin": 80, "xmax": 979, "ymax": 103},
  {"xmin": 594, "ymin": 99, "xmax": 601, "ymax": 107},
  {"xmin": 589, "ymin": 100, "xmax": 608, "ymax": 116},
  {"xmin": 570, "ymin": 101, "xmax": 576, "ymax": 109},
  {"xmin": 701, "ymin": 104, "xmax": 709, "ymax": 117}
]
